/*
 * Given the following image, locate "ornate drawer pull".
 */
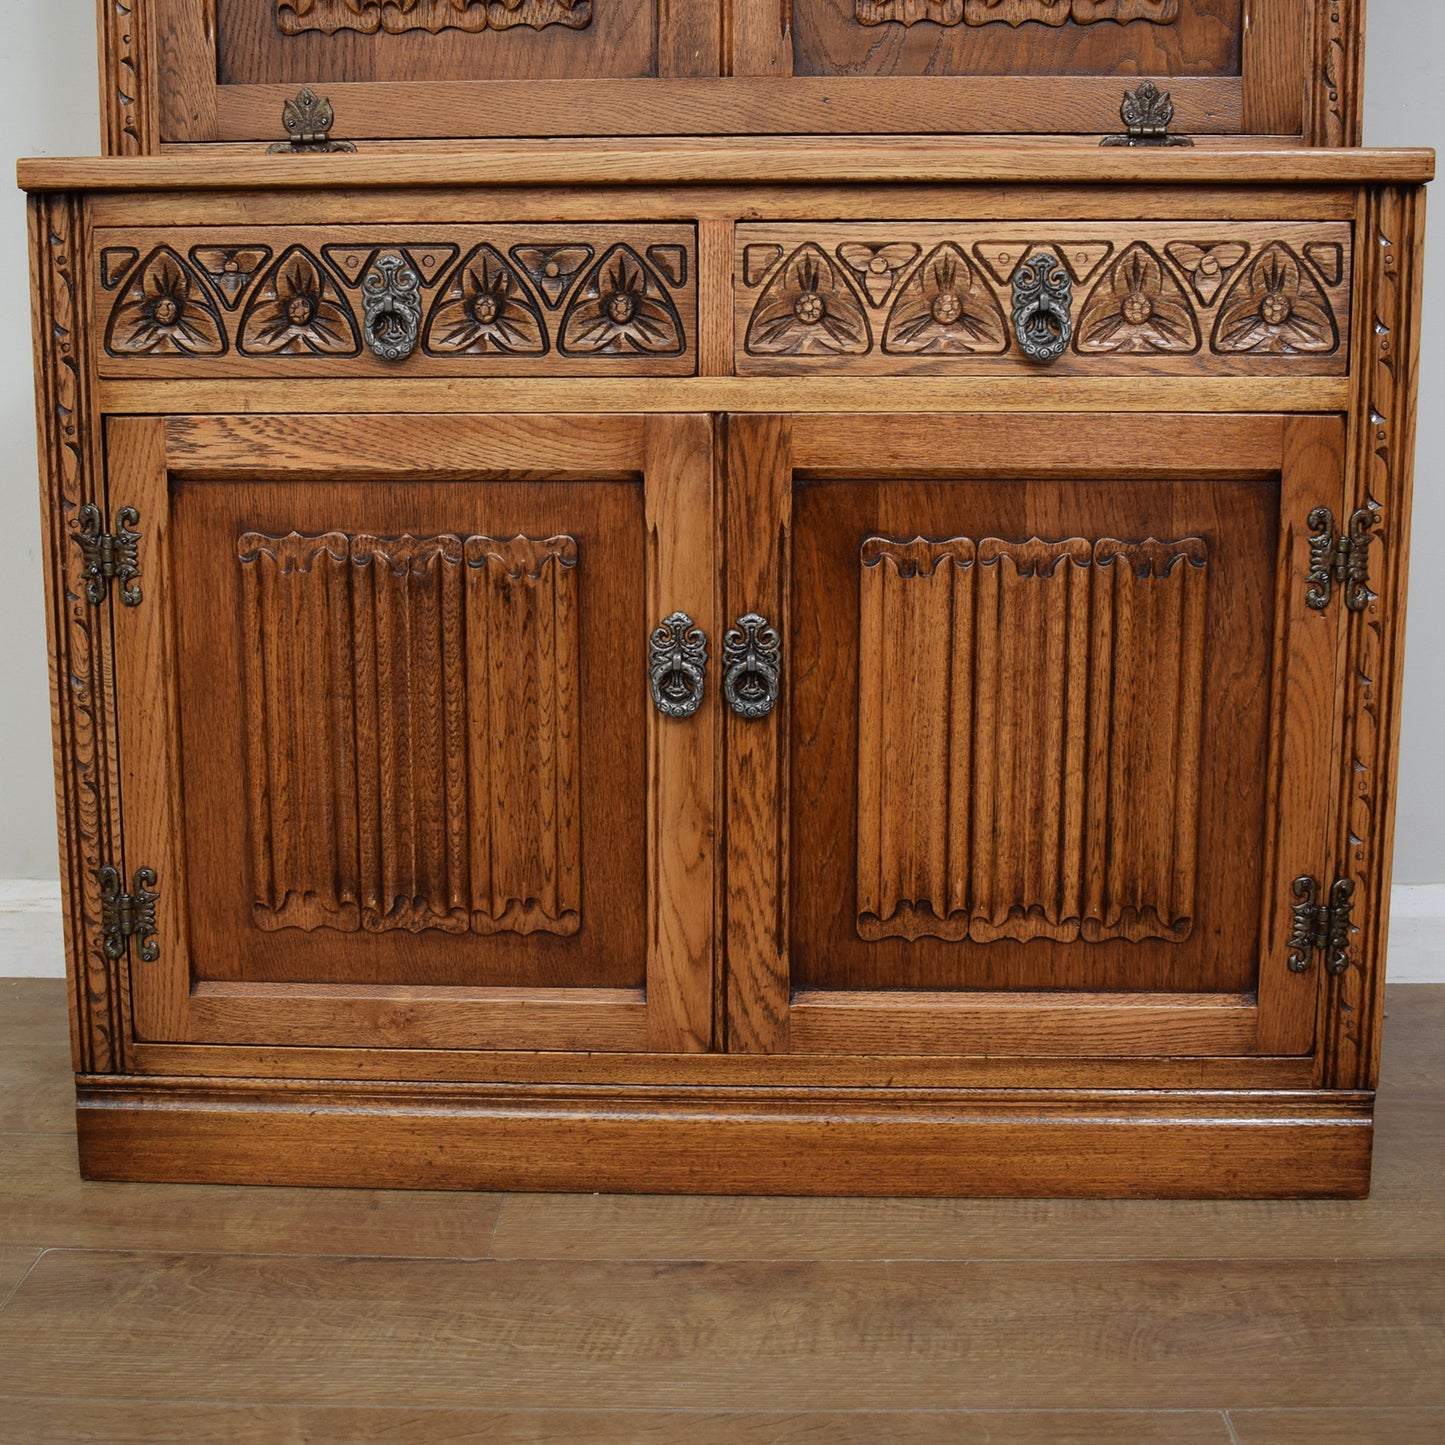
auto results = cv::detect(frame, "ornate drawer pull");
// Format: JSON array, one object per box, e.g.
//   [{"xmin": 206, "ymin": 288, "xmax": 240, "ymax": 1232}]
[
  {"xmin": 1011, "ymin": 251, "xmax": 1073, "ymax": 363},
  {"xmin": 362, "ymin": 251, "xmax": 423, "ymax": 362},
  {"xmin": 723, "ymin": 613, "xmax": 781, "ymax": 719},
  {"xmin": 650, "ymin": 612, "xmax": 708, "ymax": 719}
]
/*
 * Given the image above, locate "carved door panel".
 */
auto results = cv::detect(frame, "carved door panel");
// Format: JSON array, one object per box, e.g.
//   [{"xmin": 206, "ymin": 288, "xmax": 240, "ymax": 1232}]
[
  {"xmin": 724, "ymin": 411, "xmax": 1348, "ymax": 1058},
  {"xmin": 109, "ymin": 412, "xmax": 716, "ymax": 1054}
]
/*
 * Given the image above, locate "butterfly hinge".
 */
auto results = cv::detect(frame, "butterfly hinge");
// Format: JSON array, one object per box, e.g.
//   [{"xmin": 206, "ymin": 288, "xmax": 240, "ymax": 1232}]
[{"xmin": 1306, "ymin": 505, "xmax": 1379, "ymax": 613}]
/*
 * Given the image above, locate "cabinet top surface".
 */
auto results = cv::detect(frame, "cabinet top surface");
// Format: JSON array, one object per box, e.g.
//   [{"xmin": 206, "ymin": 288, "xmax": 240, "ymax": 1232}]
[{"xmin": 16, "ymin": 142, "xmax": 1436, "ymax": 193}]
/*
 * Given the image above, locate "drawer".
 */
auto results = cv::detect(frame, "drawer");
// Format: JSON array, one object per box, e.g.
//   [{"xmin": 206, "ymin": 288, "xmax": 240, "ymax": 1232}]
[
  {"xmin": 735, "ymin": 222, "xmax": 1354, "ymax": 377},
  {"xmin": 90, "ymin": 224, "xmax": 698, "ymax": 377}
]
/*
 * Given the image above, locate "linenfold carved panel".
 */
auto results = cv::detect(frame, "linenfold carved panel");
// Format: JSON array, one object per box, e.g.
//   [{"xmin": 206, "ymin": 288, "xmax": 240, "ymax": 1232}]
[
  {"xmin": 856, "ymin": 535, "xmax": 1208, "ymax": 945},
  {"xmin": 854, "ymin": 0, "xmax": 1179, "ymax": 26},
  {"xmin": 237, "ymin": 530, "xmax": 580, "ymax": 937},
  {"xmin": 275, "ymin": 1, "xmax": 593, "ymax": 34}
]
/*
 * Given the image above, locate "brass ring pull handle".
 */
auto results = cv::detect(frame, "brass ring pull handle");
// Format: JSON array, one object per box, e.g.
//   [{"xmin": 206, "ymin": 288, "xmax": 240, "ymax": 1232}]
[
  {"xmin": 362, "ymin": 251, "xmax": 423, "ymax": 362},
  {"xmin": 723, "ymin": 613, "xmax": 782, "ymax": 720},
  {"xmin": 649, "ymin": 612, "xmax": 708, "ymax": 719},
  {"xmin": 1011, "ymin": 251, "xmax": 1073, "ymax": 364}
]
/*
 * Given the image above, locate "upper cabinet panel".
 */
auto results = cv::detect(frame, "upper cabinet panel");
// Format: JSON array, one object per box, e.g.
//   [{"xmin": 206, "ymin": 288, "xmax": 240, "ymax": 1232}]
[{"xmin": 109, "ymin": 0, "xmax": 1364, "ymax": 149}]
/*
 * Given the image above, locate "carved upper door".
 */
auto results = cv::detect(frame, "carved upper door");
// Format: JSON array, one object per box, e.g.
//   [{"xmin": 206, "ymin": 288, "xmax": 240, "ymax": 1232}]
[
  {"xmin": 108, "ymin": 412, "xmax": 716, "ymax": 1055},
  {"xmin": 724, "ymin": 411, "xmax": 1348, "ymax": 1058},
  {"xmin": 111, "ymin": 1, "xmax": 1358, "ymax": 147}
]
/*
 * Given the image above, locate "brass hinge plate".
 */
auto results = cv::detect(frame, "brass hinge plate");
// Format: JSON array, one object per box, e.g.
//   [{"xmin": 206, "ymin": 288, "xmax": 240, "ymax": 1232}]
[
  {"xmin": 1287, "ymin": 876, "xmax": 1355, "ymax": 976},
  {"xmin": 98, "ymin": 864, "xmax": 160, "ymax": 963},
  {"xmin": 74, "ymin": 503, "xmax": 142, "ymax": 607},
  {"xmin": 1306, "ymin": 505, "xmax": 1378, "ymax": 613},
  {"xmin": 1100, "ymin": 82, "xmax": 1195, "ymax": 148},
  {"xmin": 266, "ymin": 88, "xmax": 356, "ymax": 154}
]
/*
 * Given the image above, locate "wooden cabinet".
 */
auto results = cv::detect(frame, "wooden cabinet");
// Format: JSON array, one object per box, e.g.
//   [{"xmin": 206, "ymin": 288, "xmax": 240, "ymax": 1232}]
[
  {"xmin": 107, "ymin": 0, "xmax": 1362, "ymax": 148},
  {"xmin": 725, "ymin": 410, "xmax": 1342, "ymax": 1061},
  {"xmin": 23, "ymin": 148, "xmax": 1430, "ymax": 1196}
]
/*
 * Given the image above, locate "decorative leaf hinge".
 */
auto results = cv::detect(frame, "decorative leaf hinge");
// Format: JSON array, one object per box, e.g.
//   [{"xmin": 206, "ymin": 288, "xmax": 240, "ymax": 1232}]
[
  {"xmin": 1306, "ymin": 506, "xmax": 1378, "ymax": 613},
  {"xmin": 98, "ymin": 864, "xmax": 160, "ymax": 964},
  {"xmin": 1100, "ymin": 81, "xmax": 1194, "ymax": 148},
  {"xmin": 74, "ymin": 502, "xmax": 142, "ymax": 607},
  {"xmin": 1287, "ymin": 876, "xmax": 1355, "ymax": 976},
  {"xmin": 266, "ymin": 88, "xmax": 357, "ymax": 154}
]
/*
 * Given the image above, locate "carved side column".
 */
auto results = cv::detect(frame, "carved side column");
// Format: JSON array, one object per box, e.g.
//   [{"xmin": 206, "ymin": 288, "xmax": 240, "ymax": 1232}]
[
  {"xmin": 1323, "ymin": 185, "xmax": 1425, "ymax": 1091},
  {"xmin": 97, "ymin": 0, "xmax": 158, "ymax": 155},
  {"xmin": 1309, "ymin": 0, "xmax": 1365, "ymax": 148},
  {"xmin": 29, "ymin": 192, "xmax": 126, "ymax": 1073}
]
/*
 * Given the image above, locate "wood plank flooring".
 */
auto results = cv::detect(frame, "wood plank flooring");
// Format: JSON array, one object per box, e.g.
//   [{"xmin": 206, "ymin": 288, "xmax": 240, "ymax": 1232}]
[{"xmin": 1, "ymin": 980, "xmax": 1441, "ymax": 1443}]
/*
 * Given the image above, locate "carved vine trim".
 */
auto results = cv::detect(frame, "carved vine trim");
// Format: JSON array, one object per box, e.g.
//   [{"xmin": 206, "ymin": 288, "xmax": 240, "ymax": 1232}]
[
  {"xmin": 275, "ymin": 0, "xmax": 593, "ymax": 34},
  {"xmin": 855, "ymin": 0, "xmax": 1180, "ymax": 27}
]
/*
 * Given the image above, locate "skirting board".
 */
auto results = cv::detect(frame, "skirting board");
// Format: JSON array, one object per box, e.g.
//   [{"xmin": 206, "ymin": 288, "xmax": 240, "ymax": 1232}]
[{"xmin": 1, "ymin": 879, "xmax": 1442, "ymax": 981}]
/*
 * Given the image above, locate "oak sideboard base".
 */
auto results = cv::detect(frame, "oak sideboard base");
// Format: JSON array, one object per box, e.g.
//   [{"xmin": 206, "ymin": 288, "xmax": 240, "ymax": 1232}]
[{"xmin": 74, "ymin": 1080, "xmax": 1374, "ymax": 1199}]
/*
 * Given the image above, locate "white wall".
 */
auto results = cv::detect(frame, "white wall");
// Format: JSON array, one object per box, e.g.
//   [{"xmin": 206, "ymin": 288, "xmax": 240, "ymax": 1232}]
[{"xmin": 0, "ymin": 3, "xmax": 1440, "ymax": 973}]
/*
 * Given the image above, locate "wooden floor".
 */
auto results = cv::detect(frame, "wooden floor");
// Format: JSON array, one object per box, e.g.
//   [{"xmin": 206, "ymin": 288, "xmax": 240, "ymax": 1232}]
[{"xmin": 0, "ymin": 983, "xmax": 1441, "ymax": 1443}]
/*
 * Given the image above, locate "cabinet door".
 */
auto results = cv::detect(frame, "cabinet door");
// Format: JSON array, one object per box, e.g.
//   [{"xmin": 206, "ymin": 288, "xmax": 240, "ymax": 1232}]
[
  {"xmin": 110, "ymin": 412, "xmax": 716, "ymax": 1054},
  {"xmin": 724, "ymin": 411, "xmax": 1346, "ymax": 1058}
]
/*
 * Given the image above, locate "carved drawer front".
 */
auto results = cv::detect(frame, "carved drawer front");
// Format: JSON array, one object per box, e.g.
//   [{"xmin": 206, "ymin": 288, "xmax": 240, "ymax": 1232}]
[
  {"xmin": 92, "ymin": 225, "xmax": 697, "ymax": 376},
  {"xmin": 736, "ymin": 222, "xmax": 1353, "ymax": 376}
]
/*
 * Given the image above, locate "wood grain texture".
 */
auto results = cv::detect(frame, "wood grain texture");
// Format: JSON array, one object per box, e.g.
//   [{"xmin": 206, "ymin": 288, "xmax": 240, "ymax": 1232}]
[
  {"xmin": 20, "ymin": 148, "xmax": 1435, "ymax": 194},
  {"xmin": 723, "ymin": 414, "xmax": 791, "ymax": 1054},
  {"xmin": 1231, "ymin": 1410, "xmax": 1445, "ymax": 1445},
  {"xmin": 6, "ymin": 1251, "xmax": 1444, "ymax": 1406},
  {"xmin": 644, "ymin": 414, "xmax": 717, "ymax": 1052},
  {"xmin": 0, "ymin": 1049, "xmax": 74, "ymax": 1133},
  {"xmin": 28, "ymin": 193, "xmax": 125, "ymax": 1076},
  {"xmin": 71, "ymin": 1082, "xmax": 1374, "ymax": 1196},
  {"xmin": 856, "ymin": 535, "xmax": 1208, "ymax": 946},
  {"xmin": 0, "ymin": 1402, "xmax": 1239, "ymax": 1444},
  {"xmin": 91, "ymin": 224, "xmax": 698, "ymax": 377},
  {"xmin": 735, "ymin": 221, "xmax": 1353, "ymax": 376},
  {"xmin": 109, "ymin": 1, "xmax": 1359, "ymax": 145},
  {"xmin": 0, "ymin": 1131, "xmax": 502, "ymax": 1257},
  {"xmin": 236, "ymin": 529, "xmax": 582, "ymax": 938}
]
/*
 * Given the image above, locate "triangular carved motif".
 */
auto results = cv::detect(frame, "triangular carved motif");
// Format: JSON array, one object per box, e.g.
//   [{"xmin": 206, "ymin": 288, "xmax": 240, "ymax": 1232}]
[
  {"xmin": 404, "ymin": 244, "xmax": 460, "ymax": 286},
  {"xmin": 104, "ymin": 246, "xmax": 226, "ymax": 356},
  {"xmin": 559, "ymin": 244, "xmax": 685, "ymax": 356},
  {"xmin": 646, "ymin": 244, "xmax": 688, "ymax": 288},
  {"xmin": 744, "ymin": 243, "xmax": 871, "ymax": 357},
  {"xmin": 190, "ymin": 246, "xmax": 273, "ymax": 310},
  {"xmin": 423, "ymin": 245, "xmax": 547, "ymax": 356},
  {"xmin": 99, "ymin": 247, "xmax": 139, "ymax": 289},
  {"xmin": 1304, "ymin": 242, "xmax": 1345, "ymax": 287},
  {"xmin": 510, "ymin": 245, "xmax": 595, "ymax": 309},
  {"xmin": 882, "ymin": 243, "xmax": 1008, "ymax": 355},
  {"xmin": 240, "ymin": 247, "xmax": 360, "ymax": 356},
  {"xmin": 837, "ymin": 242, "xmax": 922, "ymax": 307},
  {"xmin": 743, "ymin": 244, "xmax": 784, "ymax": 288},
  {"xmin": 1164, "ymin": 242, "xmax": 1250, "ymax": 306},
  {"xmin": 1076, "ymin": 243, "xmax": 1201, "ymax": 354},
  {"xmin": 1212, "ymin": 242, "xmax": 1340, "ymax": 356},
  {"xmin": 973, "ymin": 241, "xmax": 1037, "ymax": 286},
  {"xmin": 321, "ymin": 246, "xmax": 378, "ymax": 286},
  {"xmin": 1058, "ymin": 243, "xmax": 1114, "ymax": 285}
]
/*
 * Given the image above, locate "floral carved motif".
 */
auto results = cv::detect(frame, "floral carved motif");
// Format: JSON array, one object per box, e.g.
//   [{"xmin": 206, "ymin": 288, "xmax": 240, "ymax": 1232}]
[
  {"xmin": 425, "ymin": 245, "xmax": 546, "ymax": 355},
  {"xmin": 275, "ymin": 1, "xmax": 592, "ymax": 34},
  {"xmin": 745, "ymin": 244, "xmax": 871, "ymax": 357},
  {"xmin": 240, "ymin": 248, "xmax": 360, "ymax": 356},
  {"xmin": 883, "ymin": 244, "xmax": 1008, "ymax": 355},
  {"xmin": 855, "ymin": 0, "xmax": 1179, "ymax": 27},
  {"xmin": 1212, "ymin": 242, "xmax": 1339, "ymax": 355},
  {"xmin": 1076, "ymin": 243, "xmax": 1200, "ymax": 354},
  {"xmin": 104, "ymin": 248, "xmax": 225, "ymax": 356},
  {"xmin": 95, "ymin": 228, "xmax": 688, "ymax": 369},
  {"xmin": 560, "ymin": 245, "xmax": 684, "ymax": 356}
]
